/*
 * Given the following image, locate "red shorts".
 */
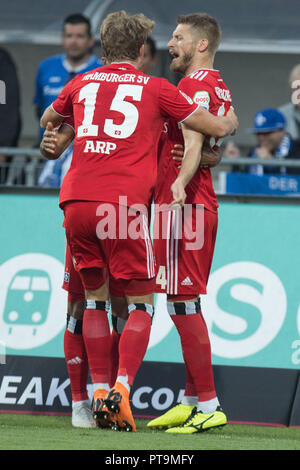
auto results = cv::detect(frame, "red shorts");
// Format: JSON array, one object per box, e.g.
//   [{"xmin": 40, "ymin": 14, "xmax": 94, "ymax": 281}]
[
  {"xmin": 153, "ymin": 206, "xmax": 218, "ymax": 295},
  {"xmin": 63, "ymin": 201, "xmax": 155, "ymax": 295},
  {"xmin": 62, "ymin": 240, "xmax": 85, "ymax": 302}
]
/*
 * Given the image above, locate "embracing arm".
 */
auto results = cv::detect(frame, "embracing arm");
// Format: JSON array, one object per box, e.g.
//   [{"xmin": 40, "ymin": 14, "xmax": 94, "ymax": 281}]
[{"xmin": 184, "ymin": 106, "xmax": 238, "ymax": 138}]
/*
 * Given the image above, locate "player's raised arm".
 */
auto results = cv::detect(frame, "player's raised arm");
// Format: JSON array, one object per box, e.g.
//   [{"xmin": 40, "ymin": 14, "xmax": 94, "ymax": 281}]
[
  {"xmin": 40, "ymin": 122, "xmax": 74, "ymax": 160},
  {"xmin": 184, "ymin": 105, "xmax": 238, "ymax": 138},
  {"xmin": 40, "ymin": 105, "xmax": 67, "ymax": 130},
  {"xmin": 170, "ymin": 125, "xmax": 204, "ymax": 207}
]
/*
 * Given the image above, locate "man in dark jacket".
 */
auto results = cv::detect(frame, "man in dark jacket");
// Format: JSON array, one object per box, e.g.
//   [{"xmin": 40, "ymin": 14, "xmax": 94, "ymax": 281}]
[{"xmin": 0, "ymin": 47, "xmax": 22, "ymax": 183}]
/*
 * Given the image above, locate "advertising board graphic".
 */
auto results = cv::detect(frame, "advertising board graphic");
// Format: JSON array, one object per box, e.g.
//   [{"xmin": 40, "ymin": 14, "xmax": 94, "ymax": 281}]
[{"xmin": 0, "ymin": 194, "xmax": 300, "ymax": 370}]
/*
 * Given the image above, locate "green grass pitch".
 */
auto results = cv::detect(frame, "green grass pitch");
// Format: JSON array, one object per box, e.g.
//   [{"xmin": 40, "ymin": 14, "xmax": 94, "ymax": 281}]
[{"xmin": 0, "ymin": 413, "xmax": 300, "ymax": 451}]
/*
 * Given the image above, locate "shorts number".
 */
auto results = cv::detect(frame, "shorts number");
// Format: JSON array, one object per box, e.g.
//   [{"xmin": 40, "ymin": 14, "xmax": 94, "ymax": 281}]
[{"xmin": 156, "ymin": 265, "xmax": 167, "ymax": 290}]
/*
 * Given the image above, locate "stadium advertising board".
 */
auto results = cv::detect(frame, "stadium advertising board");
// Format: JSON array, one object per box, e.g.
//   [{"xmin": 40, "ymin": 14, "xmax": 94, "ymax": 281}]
[{"xmin": 0, "ymin": 193, "xmax": 300, "ymax": 424}]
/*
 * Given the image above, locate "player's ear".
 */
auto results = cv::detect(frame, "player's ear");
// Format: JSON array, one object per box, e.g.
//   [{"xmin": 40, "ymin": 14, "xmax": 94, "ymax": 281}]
[
  {"xmin": 139, "ymin": 44, "xmax": 145, "ymax": 60},
  {"xmin": 198, "ymin": 38, "xmax": 209, "ymax": 53},
  {"xmin": 102, "ymin": 57, "xmax": 108, "ymax": 65}
]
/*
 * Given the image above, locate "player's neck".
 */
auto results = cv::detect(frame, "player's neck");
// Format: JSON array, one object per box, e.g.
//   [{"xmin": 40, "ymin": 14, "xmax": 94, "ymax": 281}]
[{"xmin": 185, "ymin": 56, "xmax": 214, "ymax": 76}]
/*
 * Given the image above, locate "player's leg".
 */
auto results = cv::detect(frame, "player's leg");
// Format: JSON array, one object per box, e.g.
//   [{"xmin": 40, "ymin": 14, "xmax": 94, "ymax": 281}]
[
  {"xmin": 62, "ymin": 242, "xmax": 94, "ymax": 428},
  {"xmin": 104, "ymin": 207, "xmax": 155, "ymax": 431},
  {"xmin": 63, "ymin": 201, "xmax": 114, "ymax": 427},
  {"xmin": 105, "ymin": 286, "xmax": 154, "ymax": 433},
  {"xmin": 166, "ymin": 208, "xmax": 226, "ymax": 433},
  {"xmin": 109, "ymin": 292, "xmax": 128, "ymax": 388}
]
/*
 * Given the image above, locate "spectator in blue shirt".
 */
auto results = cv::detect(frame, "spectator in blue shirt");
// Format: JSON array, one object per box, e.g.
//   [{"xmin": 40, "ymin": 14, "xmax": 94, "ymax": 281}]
[
  {"xmin": 35, "ymin": 13, "xmax": 102, "ymax": 187},
  {"xmin": 223, "ymin": 108, "xmax": 300, "ymax": 175}
]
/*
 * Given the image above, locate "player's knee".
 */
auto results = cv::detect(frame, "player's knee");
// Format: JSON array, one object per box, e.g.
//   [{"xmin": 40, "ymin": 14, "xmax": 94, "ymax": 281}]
[{"xmin": 67, "ymin": 300, "xmax": 85, "ymax": 320}]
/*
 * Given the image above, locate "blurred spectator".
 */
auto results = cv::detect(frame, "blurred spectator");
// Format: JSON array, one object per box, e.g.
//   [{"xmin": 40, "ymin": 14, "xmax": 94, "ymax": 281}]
[
  {"xmin": 278, "ymin": 64, "xmax": 300, "ymax": 140},
  {"xmin": 35, "ymin": 13, "xmax": 102, "ymax": 187},
  {"xmin": 223, "ymin": 108, "xmax": 300, "ymax": 175},
  {"xmin": 0, "ymin": 47, "xmax": 22, "ymax": 184},
  {"xmin": 139, "ymin": 36, "xmax": 157, "ymax": 75}
]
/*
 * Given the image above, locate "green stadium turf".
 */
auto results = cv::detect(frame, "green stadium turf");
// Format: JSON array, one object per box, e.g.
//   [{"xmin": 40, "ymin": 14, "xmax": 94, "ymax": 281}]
[{"xmin": 0, "ymin": 413, "xmax": 300, "ymax": 451}]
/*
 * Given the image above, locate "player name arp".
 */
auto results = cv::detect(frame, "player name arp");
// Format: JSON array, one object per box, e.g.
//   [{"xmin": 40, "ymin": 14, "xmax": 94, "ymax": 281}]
[
  {"xmin": 82, "ymin": 71, "xmax": 150, "ymax": 85},
  {"xmin": 83, "ymin": 140, "xmax": 117, "ymax": 155}
]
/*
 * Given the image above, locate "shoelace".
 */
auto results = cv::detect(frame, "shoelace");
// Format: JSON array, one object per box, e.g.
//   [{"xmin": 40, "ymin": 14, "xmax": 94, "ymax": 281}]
[{"xmin": 180, "ymin": 406, "xmax": 198, "ymax": 427}]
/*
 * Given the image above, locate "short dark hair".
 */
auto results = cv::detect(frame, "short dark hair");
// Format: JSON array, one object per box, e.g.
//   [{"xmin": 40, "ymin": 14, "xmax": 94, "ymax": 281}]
[
  {"xmin": 146, "ymin": 36, "xmax": 157, "ymax": 58},
  {"xmin": 177, "ymin": 13, "xmax": 221, "ymax": 55},
  {"xmin": 63, "ymin": 13, "xmax": 92, "ymax": 36}
]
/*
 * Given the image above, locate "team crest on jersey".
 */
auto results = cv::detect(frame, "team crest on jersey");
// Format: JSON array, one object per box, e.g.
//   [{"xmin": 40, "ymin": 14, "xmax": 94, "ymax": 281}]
[{"xmin": 193, "ymin": 91, "xmax": 210, "ymax": 110}]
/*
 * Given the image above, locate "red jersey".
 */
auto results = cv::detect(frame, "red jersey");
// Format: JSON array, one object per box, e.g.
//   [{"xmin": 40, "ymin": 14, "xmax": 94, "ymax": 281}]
[
  {"xmin": 51, "ymin": 62, "xmax": 198, "ymax": 208},
  {"xmin": 154, "ymin": 68, "xmax": 232, "ymax": 212}
]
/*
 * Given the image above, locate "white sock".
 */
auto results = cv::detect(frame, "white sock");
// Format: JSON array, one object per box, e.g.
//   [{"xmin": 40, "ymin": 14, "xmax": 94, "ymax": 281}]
[
  {"xmin": 197, "ymin": 397, "xmax": 220, "ymax": 414},
  {"xmin": 181, "ymin": 395, "xmax": 198, "ymax": 406},
  {"xmin": 116, "ymin": 375, "xmax": 130, "ymax": 393},
  {"xmin": 93, "ymin": 383, "xmax": 110, "ymax": 393},
  {"xmin": 72, "ymin": 399, "xmax": 90, "ymax": 409}
]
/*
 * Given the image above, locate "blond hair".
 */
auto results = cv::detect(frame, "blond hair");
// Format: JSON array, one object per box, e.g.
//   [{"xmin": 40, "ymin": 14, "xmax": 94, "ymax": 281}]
[
  {"xmin": 177, "ymin": 13, "xmax": 221, "ymax": 56},
  {"xmin": 100, "ymin": 10, "xmax": 155, "ymax": 62}
]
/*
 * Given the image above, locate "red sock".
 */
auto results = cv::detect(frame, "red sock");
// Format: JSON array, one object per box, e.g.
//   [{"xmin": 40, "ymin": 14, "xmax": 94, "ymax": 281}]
[
  {"xmin": 171, "ymin": 312, "xmax": 217, "ymax": 402},
  {"xmin": 64, "ymin": 328, "xmax": 89, "ymax": 402},
  {"xmin": 82, "ymin": 306, "xmax": 111, "ymax": 385},
  {"xmin": 117, "ymin": 308, "xmax": 152, "ymax": 386},
  {"xmin": 109, "ymin": 329, "xmax": 120, "ymax": 388},
  {"xmin": 184, "ymin": 364, "xmax": 197, "ymax": 398}
]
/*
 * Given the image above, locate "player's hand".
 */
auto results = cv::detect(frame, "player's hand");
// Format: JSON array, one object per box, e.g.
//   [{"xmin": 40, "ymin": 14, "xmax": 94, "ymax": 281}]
[
  {"xmin": 227, "ymin": 107, "xmax": 238, "ymax": 136},
  {"xmin": 171, "ymin": 143, "xmax": 210, "ymax": 168},
  {"xmin": 40, "ymin": 122, "xmax": 58, "ymax": 155},
  {"xmin": 170, "ymin": 178, "xmax": 186, "ymax": 209},
  {"xmin": 171, "ymin": 144, "xmax": 184, "ymax": 167}
]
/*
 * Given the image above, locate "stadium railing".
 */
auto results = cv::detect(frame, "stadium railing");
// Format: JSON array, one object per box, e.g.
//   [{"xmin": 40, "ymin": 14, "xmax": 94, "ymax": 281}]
[{"xmin": 1, "ymin": 146, "xmax": 300, "ymax": 187}]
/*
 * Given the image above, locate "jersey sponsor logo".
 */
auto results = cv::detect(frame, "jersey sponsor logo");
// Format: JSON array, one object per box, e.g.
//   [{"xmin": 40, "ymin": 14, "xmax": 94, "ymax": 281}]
[
  {"xmin": 214, "ymin": 87, "xmax": 231, "ymax": 102},
  {"xmin": 83, "ymin": 140, "xmax": 117, "ymax": 155},
  {"xmin": 43, "ymin": 85, "xmax": 64, "ymax": 96},
  {"xmin": 193, "ymin": 90, "xmax": 210, "ymax": 110}
]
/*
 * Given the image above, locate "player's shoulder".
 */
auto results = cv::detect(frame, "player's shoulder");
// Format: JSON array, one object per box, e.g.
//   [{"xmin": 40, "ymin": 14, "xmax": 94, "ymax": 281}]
[
  {"xmin": 38, "ymin": 54, "xmax": 64, "ymax": 70},
  {"xmin": 183, "ymin": 69, "xmax": 231, "ymax": 97},
  {"xmin": 183, "ymin": 68, "xmax": 223, "ymax": 87}
]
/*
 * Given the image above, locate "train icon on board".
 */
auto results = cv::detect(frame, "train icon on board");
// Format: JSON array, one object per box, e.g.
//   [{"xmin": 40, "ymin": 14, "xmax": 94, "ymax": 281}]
[{"xmin": 3, "ymin": 269, "xmax": 51, "ymax": 335}]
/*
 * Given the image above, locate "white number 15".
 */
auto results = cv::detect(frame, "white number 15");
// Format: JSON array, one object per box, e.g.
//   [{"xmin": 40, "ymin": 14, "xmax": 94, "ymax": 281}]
[{"xmin": 77, "ymin": 83, "xmax": 143, "ymax": 139}]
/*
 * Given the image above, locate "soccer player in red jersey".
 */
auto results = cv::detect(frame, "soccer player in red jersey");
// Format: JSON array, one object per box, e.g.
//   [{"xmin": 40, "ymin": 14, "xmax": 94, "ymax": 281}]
[
  {"xmin": 40, "ymin": 11, "xmax": 237, "ymax": 432},
  {"xmin": 148, "ymin": 13, "xmax": 233, "ymax": 434}
]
